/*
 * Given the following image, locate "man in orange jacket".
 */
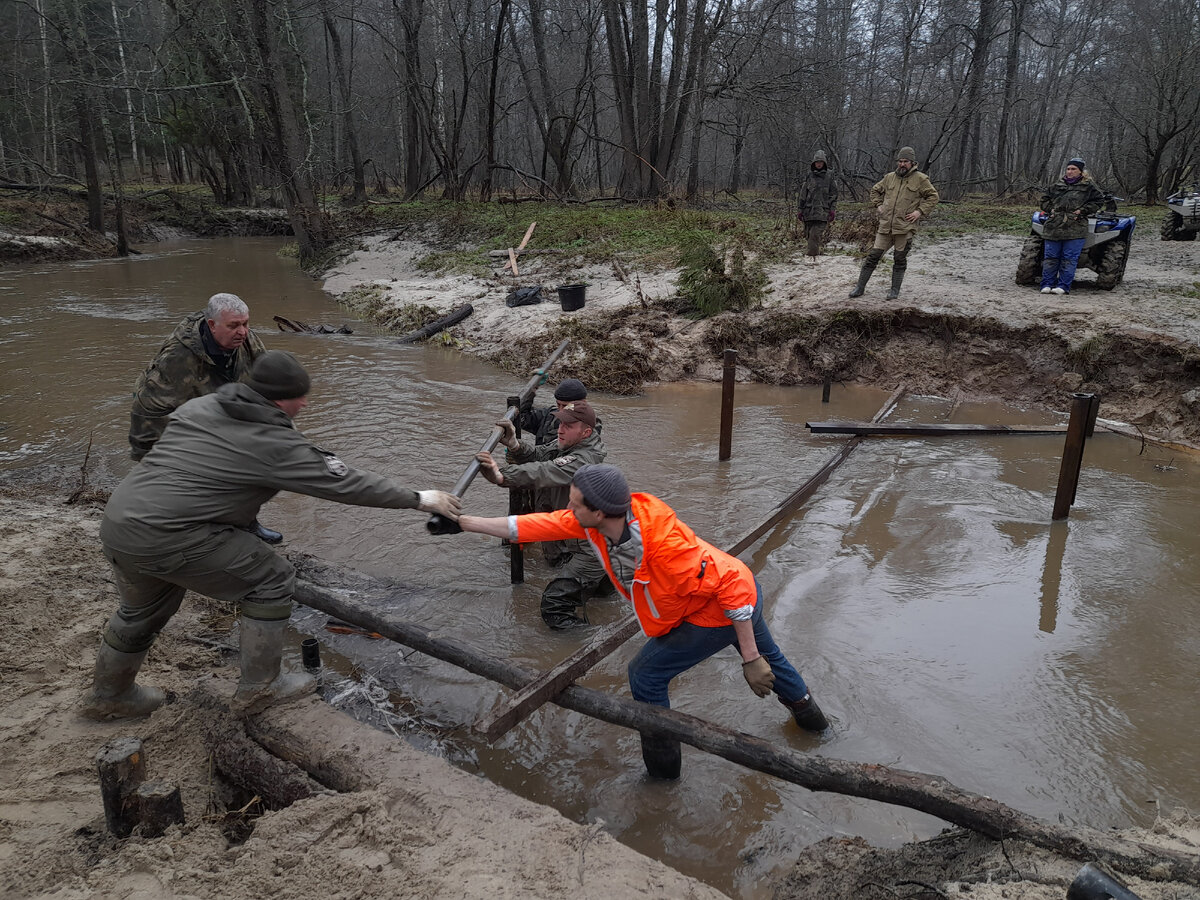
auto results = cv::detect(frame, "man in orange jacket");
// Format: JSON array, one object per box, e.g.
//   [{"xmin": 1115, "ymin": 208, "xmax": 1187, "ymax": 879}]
[{"xmin": 456, "ymin": 463, "xmax": 829, "ymax": 778}]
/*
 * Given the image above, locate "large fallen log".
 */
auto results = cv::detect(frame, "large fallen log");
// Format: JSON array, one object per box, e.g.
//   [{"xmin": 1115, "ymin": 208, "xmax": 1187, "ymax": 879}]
[
  {"xmin": 290, "ymin": 573, "xmax": 1199, "ymax": 887},
  {"xmin": 807, "ymin": 422, "xmax": 1069, "ymax": 436},
  {"xmin": 394, "ymin": 303, "xmax": 473, "ymax": 344}
]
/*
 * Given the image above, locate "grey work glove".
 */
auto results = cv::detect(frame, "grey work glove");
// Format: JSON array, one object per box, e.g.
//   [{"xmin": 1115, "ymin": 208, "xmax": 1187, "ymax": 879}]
[
  {"xmin": 417, "ymin": 490, "xmax": 462, "ymax": 521},
  {"xmin": 742, "ymin": 657, "xmax": 775, "ymax": 698},
  {"xmin": 495, "ymin": 419, "xmax": 518, "ymax": 449},
  {"xmin": 475, "ymin": 451, "xmax": 503, "ymax": 485}
]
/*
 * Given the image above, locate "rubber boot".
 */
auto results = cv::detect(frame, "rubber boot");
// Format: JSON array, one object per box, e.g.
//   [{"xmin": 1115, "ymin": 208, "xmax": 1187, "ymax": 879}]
[
  {"xmin": 232, "ymin": 616, "xmax": 315, "ymax": 715},
  {"xmin": 640, "ymin": 733, "xmax": 682, "ymax": 780},
  {"xmin": 540, "ymin": 578, "xmax": 590, "ymax": 630},
  {"xmin": 250, "ymin": 520, "xmax": 284, "ymax": 545},
  {"xmin": 848, "ymin": 250, "xmax": 882, "ymax": 297},
  {"xmin": 79, "ymin": 642, "xmax": 166, "ymax": 720},
  {"xmin": 886, "ymin": 267, "xmax": 905, "ymax": 300},
  {"xmin": 780, "ymin": 692, "xmax": 830, "ymax": 732}
]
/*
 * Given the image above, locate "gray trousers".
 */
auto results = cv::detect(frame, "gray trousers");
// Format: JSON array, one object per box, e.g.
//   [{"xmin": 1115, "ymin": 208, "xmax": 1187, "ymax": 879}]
[
  {"xmin": 804, "ymin": 219, "xmax": 829, "ymax": 256},
  {"xmin": 101, "ymin": 525, "xmax": 294, "ymax": 653}
]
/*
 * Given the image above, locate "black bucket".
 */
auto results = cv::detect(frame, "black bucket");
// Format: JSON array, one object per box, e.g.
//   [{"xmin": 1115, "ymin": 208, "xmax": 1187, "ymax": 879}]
[{"xmin": 558, "ymin": 284, "xmax": 586, "ymax": 311}]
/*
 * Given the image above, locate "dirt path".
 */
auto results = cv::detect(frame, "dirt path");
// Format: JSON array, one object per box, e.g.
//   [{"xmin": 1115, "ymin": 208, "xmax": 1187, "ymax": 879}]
[{"xmin": 325, "ymin": 224, "xmax": 1200, "ymax": 443}]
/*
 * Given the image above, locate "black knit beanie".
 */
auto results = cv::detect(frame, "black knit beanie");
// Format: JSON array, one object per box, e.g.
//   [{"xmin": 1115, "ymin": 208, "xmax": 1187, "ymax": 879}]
[
  {"xmin": 554, "ymin": 378, "xmax": 588, "ymax": 401},
  {"xmin": 573, "ymin": 464, "xmax": 631, "ymax": 516},
  {"xmin": 246, "ymin": 350, "xmax": 311, "ymax": 400}
]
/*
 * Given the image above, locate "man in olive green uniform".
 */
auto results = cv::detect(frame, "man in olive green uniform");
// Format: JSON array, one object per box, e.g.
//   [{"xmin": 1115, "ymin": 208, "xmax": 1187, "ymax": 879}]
[
  {"xmin": 476, "ymin": 400, "xmax": 608, "ymax": 629},
  {"xmin": 850, "ymin": 146, "xmax": 939, "ymax": 300},
  {"xmin": 82, "ymin": 350, "xmax": 461, "ymax": 720},
  {"xmin": 797, "ymin": 150, "xmax": 838, "ymax": 262},
  {"xmin": 129, "ymin": 292, "xmax": 266, "ymax": 461}
]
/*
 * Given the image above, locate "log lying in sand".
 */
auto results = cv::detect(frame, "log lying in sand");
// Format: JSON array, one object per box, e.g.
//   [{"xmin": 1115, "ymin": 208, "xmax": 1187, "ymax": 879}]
[
  {"xmin": 290, "ymin": 572, "xmax": 1200, "ymax": 887},
  {"xmin": 394, "ymin": 303, "xmax": 473, "ymax": 344}
]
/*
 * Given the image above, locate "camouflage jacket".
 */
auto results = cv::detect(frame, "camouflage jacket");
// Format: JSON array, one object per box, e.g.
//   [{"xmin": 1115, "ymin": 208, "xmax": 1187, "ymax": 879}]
[
  {"xmin": 500, "ymin": 429, "xmax": 607, "ymax": 512},
  {"xmin": 103, "ymin": 383, "xmax": 419, "ymax": 555},
  {"xmin": 797, "ymin": 169, "xmax": 838, "ymax": 221},
  {"xmin": 128, "ymin": 311, "xmax": 266, "ymax": 460},
  {"xmin": 1039, "ymin": 175, "xmax": 1105, "ymax": 241}
]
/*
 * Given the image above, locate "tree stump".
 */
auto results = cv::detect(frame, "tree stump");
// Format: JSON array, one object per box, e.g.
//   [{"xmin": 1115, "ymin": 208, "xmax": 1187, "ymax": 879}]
[
  {"xmin": 134, "ymin": 780, "xmax": 185, "ymax": 837},
  {"xmin": 96, "ymin": 737, "xmax": 146, "ymax": 838}
]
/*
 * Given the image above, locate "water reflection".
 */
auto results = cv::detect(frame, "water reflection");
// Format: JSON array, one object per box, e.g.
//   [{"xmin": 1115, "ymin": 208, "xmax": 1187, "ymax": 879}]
[{"xmin": 1, "ymin": 239, "xmax": 1198, "ymax": 898}]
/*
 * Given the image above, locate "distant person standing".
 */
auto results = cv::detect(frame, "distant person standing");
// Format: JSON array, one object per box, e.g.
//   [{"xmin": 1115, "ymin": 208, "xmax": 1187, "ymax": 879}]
[
  {"xmin": 797, "ymin": 150, "xmax": 838, "ymax": 263},
  {"xmin": 849, "ymin": 147, "xmax": 939, "ymax": 300},
  {"xmin": 1038, "ymin": 157, "xmax": 1105, "ymax": 295}
]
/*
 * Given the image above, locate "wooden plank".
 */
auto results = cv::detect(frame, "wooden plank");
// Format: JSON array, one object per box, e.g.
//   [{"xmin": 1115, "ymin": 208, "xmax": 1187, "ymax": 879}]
[
  {"xmin": 507, "ymin": 246, "xmax": 519, "ymax": 276},
  {"xmin": 470, "ymin": 387, "xmax": 908, "ymax": 742},
  {"xmin": 502, "ymin": 222, "xmax": 537, "ymax": 274},
  {"xmin": 473, "ymin": 614, "xmax": 642, "ymax": 741},
  {"xmin": 807, "ymin": 422, "xmax": 1069, "ymax": 436}
]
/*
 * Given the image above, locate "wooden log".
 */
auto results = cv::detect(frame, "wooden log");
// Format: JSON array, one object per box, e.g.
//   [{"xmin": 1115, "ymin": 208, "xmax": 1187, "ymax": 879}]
[
  {"xmin": 132, "ymin": 780, "xmax": 184, "ymax": 837},
  {"xmin": 807, "ymin": 422, "xmax": 1069, "ymax": 436},
  {"xmin": 473, "ymin": 614, "xmax": 642, "ymax": 742},
  {"xmin": 507, "ymin": 247, "xmax": 520, "ymax": 276},
  {"xmin": 486, "ymin": 248, "xmax": 566, "ymax": 258},
  {"xmin": 289, "ymin": 574, "xmax": 1200, "ymax": 887},
  {"xmin": 96, "ymin": 736, "xmax": 146, "ymax": 838},
  {"xmin": 394, "ymin": 303, "xmax": 473, "ymax": 344},
  {"xmin": 1053, "ymin": 393, "xmax": 1093, "ymax": 520}
]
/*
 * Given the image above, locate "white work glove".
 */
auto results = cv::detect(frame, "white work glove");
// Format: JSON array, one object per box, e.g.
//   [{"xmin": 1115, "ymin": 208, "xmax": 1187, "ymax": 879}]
[
  {"xmin": 496, "ymin": 419, "xmax": 518, "ymax": 450},
  {"xmin": 417, "ymin": 490, "xmax": 462, "ymax": 521},
  {"xmin": 475, "ymin": 451, "xmax": 503, "ymax": 485}
]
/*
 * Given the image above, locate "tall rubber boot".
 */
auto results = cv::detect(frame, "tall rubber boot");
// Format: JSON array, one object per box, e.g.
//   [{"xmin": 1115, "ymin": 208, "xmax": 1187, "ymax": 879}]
[
  {"xmin": 540, "ymin": 578, "xmax": 590, "ymax": 630},
  {"xmin": 640, "ymin": 733, "xmax": 682, "ymax": 780},
  {"xmin": 780, "ymin": 692, "xmax": 830, "ymax": 732},
  {"xmin": 849, "ymin": 250, "xmax": 883, "ymax": 297},
  {"xmin": 886, "ymin": 249, "xmax": 908, "ymax": 300},
  {"xmin": 250, "ymin": 520, "xmax": 284, "ymax": 545},
  {"xmin": 232, "ymin": 616, "xmax": 315, "ymax": 715},
  {"xmin": 79, "ymin": 641, "xmax": 166, "ymax": 720}
]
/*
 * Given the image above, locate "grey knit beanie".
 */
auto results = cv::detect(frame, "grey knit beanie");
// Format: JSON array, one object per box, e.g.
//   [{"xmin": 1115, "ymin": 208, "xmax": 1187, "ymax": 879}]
[
  {"xmin": 573, "ymin": 464, "xmax": 631, "ymax": 515},
  {"xmin": 554, "ymin": 378, "xmax": 588, "ymax": 401},
  {"xmin": 896, "ymin": 146, "xmax": 917, "ymax": 161},
  {"xmin": 245, "ymin": 350, "xmax": 311, "ymax": 400}
]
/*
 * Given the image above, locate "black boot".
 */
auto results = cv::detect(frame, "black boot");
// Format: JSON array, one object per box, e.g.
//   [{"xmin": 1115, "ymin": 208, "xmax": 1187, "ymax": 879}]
[
  {"xmin": 640, "ymin": 733, "xmax": 682, "ymax": 779},
  {"xmin": 886, "ymin": 248, "xmax": 907, "ymax": 300},
  {"xmin": 250, "ymin": 520, "xmax": 284, "ymax": 544},
  {"xmin": 540, "ymin": 578, "xmax": 590, "ymax": 630},
  {"xmin": 780, "ymin": 693, "xmax": 830, "ymax": 732},
  {"xmin": 849, "ymin": 249, "xmax": 883, "ymax": 297}
]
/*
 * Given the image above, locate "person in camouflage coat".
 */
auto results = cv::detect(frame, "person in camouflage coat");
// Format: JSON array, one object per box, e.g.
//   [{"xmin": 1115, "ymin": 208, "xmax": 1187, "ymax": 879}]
[
  {"xmin": 1038, "ymin": 157, "xmax": 1106, "ymax": 295},
  {"xmin": 797, "ymin": 150, "xmax": 838, "ymax": 262},
  {"xmin": 476, "ymin": 400, "xmax": 609, "ymax": 629},
  {"xmin": 128, "ymin": 293, "xmax": 266, "ymax": 461}
]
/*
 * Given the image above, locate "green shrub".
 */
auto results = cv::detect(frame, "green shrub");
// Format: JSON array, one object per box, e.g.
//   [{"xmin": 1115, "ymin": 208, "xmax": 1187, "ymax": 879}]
[{"xmin": 676, "ymin": 237, "xmax": 766, "ymax": 317}]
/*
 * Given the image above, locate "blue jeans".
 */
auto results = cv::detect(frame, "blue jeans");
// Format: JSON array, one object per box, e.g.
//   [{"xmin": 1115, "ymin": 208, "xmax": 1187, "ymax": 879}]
[
  {"xmin": 627, "ymin": 582, "xmax": 810, "ymax": 708},
  {"xmin": 1040, "ymin": 238, "xmax": 1086, "ymax": 290}
]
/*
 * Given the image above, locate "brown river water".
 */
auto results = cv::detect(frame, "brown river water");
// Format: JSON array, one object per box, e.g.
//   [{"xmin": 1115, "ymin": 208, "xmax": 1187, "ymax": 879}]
[{"xmin": 1, "ymin": 238, "xmax": 1198, "ymax": 897}]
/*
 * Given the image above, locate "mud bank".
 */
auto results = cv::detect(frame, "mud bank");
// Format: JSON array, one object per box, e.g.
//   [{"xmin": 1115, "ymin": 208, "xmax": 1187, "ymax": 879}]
[{"xmin": 324, "ymin": 224, "xmax": 1200, "ymax": 445}]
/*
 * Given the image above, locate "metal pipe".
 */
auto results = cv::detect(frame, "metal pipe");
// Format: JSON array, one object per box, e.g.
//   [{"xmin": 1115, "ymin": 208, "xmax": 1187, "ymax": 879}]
[
  {"xmin": 1067, "ymin": 863, "xmax": 1142, "ymax": 900},
  {"xmin": 427, "ymin": 339, "xmax": 570, "ymax": 534},
  {"xmin": 719, "ymin": 348, "xmax": 736, "ymax": 461},
  {"xmin": 822, "ymin": 374, "xmax": 831, "ymax": 403},
  {"xmin": 1084, "ymin": 394, "xmax": 1101, "ymax": 439},
  {"xmin": 1052, "ymin": 393, "xmax": 1093, "ymax": 520},
  {"xmin": 506, "ymin": 394, "xmax": 525, "ymax": 584}
]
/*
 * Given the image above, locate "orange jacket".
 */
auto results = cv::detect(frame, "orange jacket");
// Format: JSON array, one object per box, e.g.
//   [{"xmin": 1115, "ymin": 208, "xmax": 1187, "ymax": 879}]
[{"xmin": 511, "ymin": 493, "xmax": 757, "ymax": 637}]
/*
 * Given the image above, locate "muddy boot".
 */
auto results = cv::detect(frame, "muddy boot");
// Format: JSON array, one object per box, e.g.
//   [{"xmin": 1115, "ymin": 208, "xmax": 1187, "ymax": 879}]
[
  {"xmin": 640, "ymin": 733, "xmax": 682, "ymax": 780},
  {"xmin": 249, "ymin": 519, "xmax": 284, "ymax": 545},
  {"xmin": 849, "ymin": 249, "xmax": 883, "ymax": 297},
  {"xmin": 79, "ymin": 641, "xmax": 166, "ymax": 720},
  {"xmin": 232, "ymin": 616, "xmax": 315, "ymax": 715},
  {"xmin": 540, "ymin": 578, "xmax": 590, "ymax": 630},
  {"xmin": 886, "ymin": 248, "xmax": 907, "ymax": 300},
  {"xmin": 780, "ymin": 692, "xmax": 830, "ymax": 732}
]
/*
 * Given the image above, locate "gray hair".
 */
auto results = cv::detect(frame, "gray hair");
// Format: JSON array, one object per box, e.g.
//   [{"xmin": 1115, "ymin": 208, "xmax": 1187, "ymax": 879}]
[{"xmin": 205, "ymin": 292, "xmax": 248, "ymax": 321}]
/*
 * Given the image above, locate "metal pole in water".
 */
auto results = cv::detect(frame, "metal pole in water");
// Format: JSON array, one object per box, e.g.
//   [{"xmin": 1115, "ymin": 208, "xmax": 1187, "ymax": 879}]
[
  {"xmin": 822, "ymin": 374, "xmax": 831, "ymax": 403},
  {"xmin": 1084, "ymin": 393, "xmax": 1101, "ymax": 439},
  {"xmin": 506, "ymin": 394, "xmax": 525, "ymax": 585},
  {"xmin": 719, "ymin": 348, "xmax": 736, "ymax": 461},
  {"xmin": 1052, "ymin": 393, "xmax": 1094, "ymax": 520}
]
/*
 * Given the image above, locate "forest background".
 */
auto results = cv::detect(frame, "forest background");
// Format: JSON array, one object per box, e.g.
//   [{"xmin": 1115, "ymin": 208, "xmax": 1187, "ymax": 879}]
[{"xmin": 1, "ymin": 0, "xmax": 1198, "ymax": 262}]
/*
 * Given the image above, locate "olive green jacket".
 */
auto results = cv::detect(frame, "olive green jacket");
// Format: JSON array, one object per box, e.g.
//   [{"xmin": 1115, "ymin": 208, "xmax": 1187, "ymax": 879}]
[
  {"xmin": 128, "ymin": 311, "xmax": 266, "ymax": 460},
  {"xmin": 501, "ymin": 429, "xmax": 608, "ymax": 513},
  {"xmin": 103, "ymin": 383, "xmax": 419, "ymax": 554},
  {"xmin": 1039, "ymin": 175, "xmax": 1105, "ymax": 241},
  {"xmin": 870, "ymin": 169, "xmax": 940, "ymax": 235}
]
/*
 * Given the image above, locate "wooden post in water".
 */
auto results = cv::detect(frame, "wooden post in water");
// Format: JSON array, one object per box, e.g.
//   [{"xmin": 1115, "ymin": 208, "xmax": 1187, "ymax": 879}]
[
  {"xmin": 719, "ymin": 349, "xmax": 737, "ymax": 461},
  {"xmin": 506, "ymin": 394, "xmax": 525, "ymax": 584},
  {"xmin": 1084, "ymin": 394, "xmax": 1101, "ymax": 439},
  {"xmin": 822, "ymin": 374, "xmax": 831, "ymax": 403},
  {"xmin": 1052, "ymin": 393, "xmax": 1094, "ymax": 520}
]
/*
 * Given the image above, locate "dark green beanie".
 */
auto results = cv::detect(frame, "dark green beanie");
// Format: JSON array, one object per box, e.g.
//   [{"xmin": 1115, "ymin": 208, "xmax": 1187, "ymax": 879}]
[{"xmin": 246, "ymin": 350, "xmax": 311, "ymax": 400}]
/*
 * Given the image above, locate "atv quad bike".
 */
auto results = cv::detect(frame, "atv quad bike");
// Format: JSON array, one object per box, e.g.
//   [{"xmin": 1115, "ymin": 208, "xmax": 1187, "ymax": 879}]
[
  {"xmin": 1014, "ymin": 193, "xmax": 1136, "ymax": 290},
  {"xmin": 1161, "ymin": 184, "xmax": 1200, "ymax": 241}
]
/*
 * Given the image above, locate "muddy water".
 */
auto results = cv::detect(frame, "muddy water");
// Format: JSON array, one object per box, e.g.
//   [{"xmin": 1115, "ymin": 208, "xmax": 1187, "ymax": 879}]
[{"xmin": 2, "ymin": 239, "xmax": 1199, "ymax": 898}]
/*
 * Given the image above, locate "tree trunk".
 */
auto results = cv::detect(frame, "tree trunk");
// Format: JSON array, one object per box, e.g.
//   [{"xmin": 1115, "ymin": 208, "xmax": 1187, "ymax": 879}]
[{"xmin": 322, "ymin": 1, "xmax": 367, "ymax": 203}]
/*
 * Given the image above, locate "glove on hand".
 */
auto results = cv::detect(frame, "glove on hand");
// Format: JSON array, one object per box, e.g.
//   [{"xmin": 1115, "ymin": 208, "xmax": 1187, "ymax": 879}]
[
  {"xmin": 418, "ymin": 490, "xmax": 462, "ymax": 521},
  {"xmin": 828, "ymin": 209, "xmax": 836, "ymax": 223},
  {"xmin": 496, "ymin": 419, "xmax": 518, "ymax": 449},
  {"xmin": 742, "ymin": 657, "xmax": 775, "ymax": 698}
]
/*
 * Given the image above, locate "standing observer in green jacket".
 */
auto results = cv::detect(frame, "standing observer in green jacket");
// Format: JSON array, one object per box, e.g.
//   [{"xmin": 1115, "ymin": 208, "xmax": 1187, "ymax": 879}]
[
  {"xmin": 797, "ymin": 150, "xmax": 838, "ymax": 263},
  {"xmin": 1037, "ymin": 157, "xmax": 1106, "ymax": 295},
  {"xmin": 849, "ymin": 146, "xmax": 940, "ymax": 300},
  {"xmin": 81, "ymin": 350, "xmax": 461, "ymax": 721}
]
